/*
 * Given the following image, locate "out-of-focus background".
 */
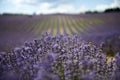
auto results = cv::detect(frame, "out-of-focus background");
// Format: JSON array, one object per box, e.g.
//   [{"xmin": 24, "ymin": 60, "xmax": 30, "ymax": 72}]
[{"xmin": 0, "ymin": 0, "xmax": 120, "ymax": 56}]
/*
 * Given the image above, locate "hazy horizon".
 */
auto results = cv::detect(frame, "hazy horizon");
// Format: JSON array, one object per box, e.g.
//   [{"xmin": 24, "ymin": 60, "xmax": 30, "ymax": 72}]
[{"xmin": 0, "ymin": 0, "xmax": 120, "ymax": 14}]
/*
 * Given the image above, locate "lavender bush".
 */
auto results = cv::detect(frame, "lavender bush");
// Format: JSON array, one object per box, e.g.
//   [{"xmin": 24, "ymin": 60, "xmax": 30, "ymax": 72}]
[{"xmin": 0, "ymin": 33, "xmax": 120, "ymax": 80}]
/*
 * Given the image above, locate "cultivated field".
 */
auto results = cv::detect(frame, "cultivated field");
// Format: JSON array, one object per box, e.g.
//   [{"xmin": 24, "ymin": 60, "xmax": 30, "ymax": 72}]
[
  {"xmin": 0, "ymin": 12, "xmax": 120, "ymax": 80},
  {"xmin": 0, "ymin": 12, "xmax": 120, "ymax": 52}
]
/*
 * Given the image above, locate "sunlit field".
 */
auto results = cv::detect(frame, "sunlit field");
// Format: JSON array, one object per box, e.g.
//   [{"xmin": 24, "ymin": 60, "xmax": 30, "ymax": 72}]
[
  {"xmin": 0, "ymin": 12, "xmax": 120, "ymax": 80},
  {"xmin": 0, "ymin": 12, "xmax": 120, "ymax": 52}
]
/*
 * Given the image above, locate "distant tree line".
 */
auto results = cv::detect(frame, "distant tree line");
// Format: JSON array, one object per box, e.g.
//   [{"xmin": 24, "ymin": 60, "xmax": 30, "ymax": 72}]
[
  {"xmin": 2, "ymin": 13, "xmax": 24, "ymax": 16},
  {"xmin": 104, "ymin": 7, "xmax": 120, "ymax": 13},
  {"xmin": 85, "ymin": 7, "xmax": 120, "ymax": 14},
  {"xmin": 85, "ymin": 11, "xmax": 98, "ymax": 14},
  {"xmin": 1, "ymin": 13, "xmax": 34, "ymax": 17}
]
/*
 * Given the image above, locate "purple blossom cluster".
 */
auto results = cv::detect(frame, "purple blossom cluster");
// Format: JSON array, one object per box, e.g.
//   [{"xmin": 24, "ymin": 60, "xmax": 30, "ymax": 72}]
[{"xmin": 0, "ymin": 33, "xmax": 120, "ymax": 80}]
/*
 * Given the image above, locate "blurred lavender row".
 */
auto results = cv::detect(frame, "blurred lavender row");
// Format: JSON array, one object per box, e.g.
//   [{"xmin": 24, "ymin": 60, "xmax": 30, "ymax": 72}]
[{"xmin": 0, "ymin": 33, "xmax": 120, "ymax": 80}]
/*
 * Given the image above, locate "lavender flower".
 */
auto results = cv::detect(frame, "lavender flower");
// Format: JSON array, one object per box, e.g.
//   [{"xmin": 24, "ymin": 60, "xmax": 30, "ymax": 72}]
[{"xmin": 0, "ymin": 33, "xmax": 119, "ymax": 80}]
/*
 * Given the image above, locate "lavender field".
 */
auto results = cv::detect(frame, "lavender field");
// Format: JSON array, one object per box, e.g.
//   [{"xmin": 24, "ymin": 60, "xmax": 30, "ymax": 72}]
[
  {"xmin": 0, "ymin": 12, "xmax": 120, "ymax": 80},
  {"xmin": 0, "ymin": 12, "xmax": 120, "ymax": 53},
  {"xmin": 1, "ymin": 0, "xmax": 120, "ymax": 79}
]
